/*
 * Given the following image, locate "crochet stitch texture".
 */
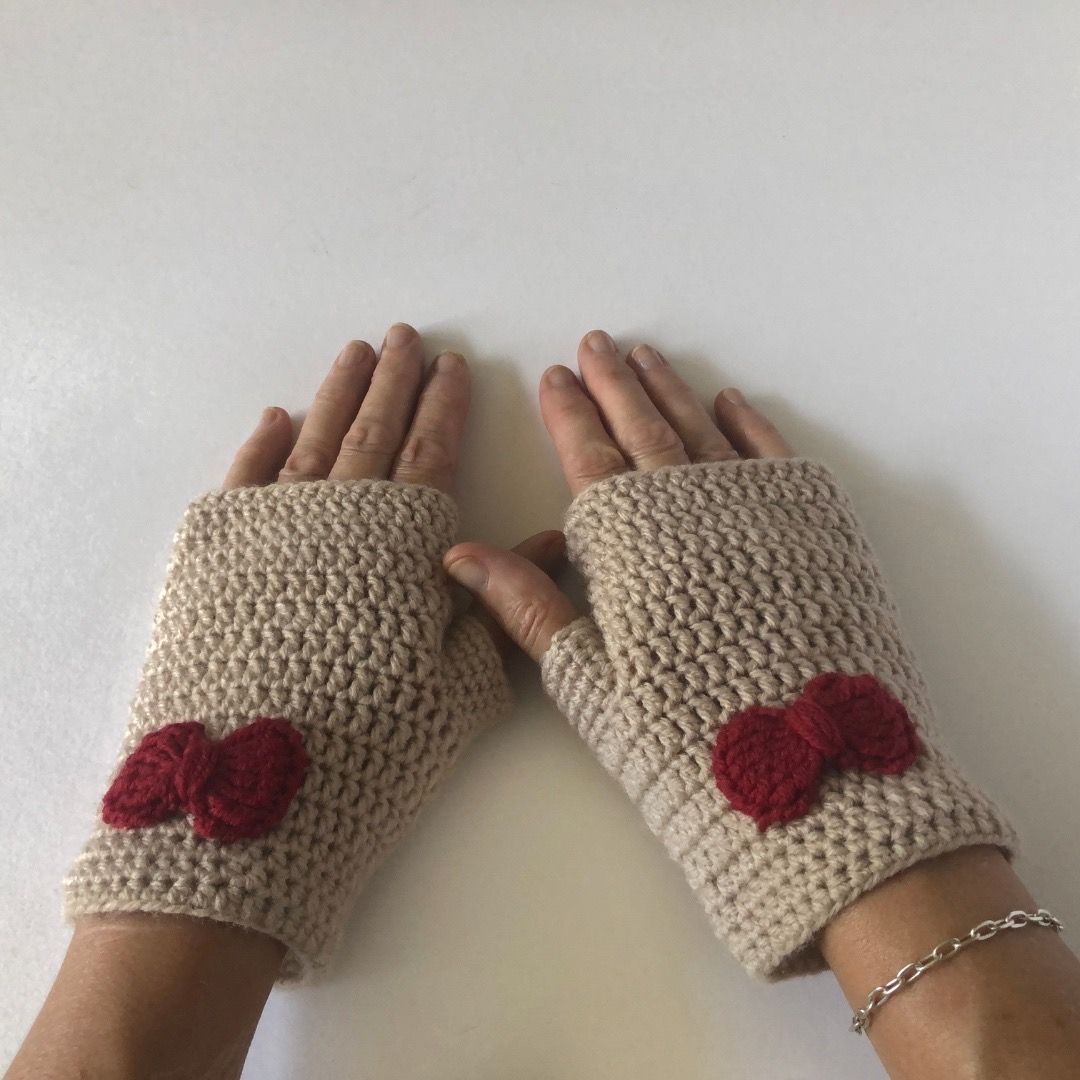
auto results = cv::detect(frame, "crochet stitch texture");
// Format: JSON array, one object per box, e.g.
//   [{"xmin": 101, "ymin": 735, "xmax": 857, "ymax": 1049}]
[
  {"xmin": 65, "ymin": 480, "xmax": 510, "ymax": 978},
  {"xmin": 541, "ymin": 458, "xmax": 1015, "ymax": 978}
]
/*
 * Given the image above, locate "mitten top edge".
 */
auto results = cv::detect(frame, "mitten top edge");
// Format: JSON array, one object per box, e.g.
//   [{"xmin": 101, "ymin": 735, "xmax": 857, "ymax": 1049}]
[
  {"xmin": 563, "ymin": 457, "xmax": 838, "ymax": 530},
  {"xmin": 179, "ymin": 478, "xmax": 460, "ymax": 553},
  {"xmin": 191, "ymin": 476, "xmax": 457, "ymax": 515}
]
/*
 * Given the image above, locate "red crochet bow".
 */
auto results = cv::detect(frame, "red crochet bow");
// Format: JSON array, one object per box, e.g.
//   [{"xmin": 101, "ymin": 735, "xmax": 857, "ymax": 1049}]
[
  {"xmin": 712, "ymin": 672, "xmax": 921, "ymax": 830},
  {"xmin": 102, "ymin": 718, "xmax": 309, "ymax": 843}
]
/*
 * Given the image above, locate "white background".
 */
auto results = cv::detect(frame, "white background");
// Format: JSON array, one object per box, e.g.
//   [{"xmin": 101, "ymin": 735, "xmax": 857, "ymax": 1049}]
[{"xmin": 2, "ymin": 3, "xmax": 1079, "ymax": 1077}]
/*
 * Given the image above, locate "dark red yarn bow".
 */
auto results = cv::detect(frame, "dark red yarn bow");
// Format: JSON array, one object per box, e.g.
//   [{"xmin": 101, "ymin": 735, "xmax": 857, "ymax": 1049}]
[
  {"xmin": 711, "ymin": 673, "xmax": 921, "ymax": 831},
  {"xmin": 102, "ymin": 718, "xmax": 309, "ymax": 843}
]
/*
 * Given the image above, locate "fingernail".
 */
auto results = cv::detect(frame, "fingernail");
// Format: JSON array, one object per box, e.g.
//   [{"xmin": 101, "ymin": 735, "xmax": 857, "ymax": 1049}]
[
  {"xmin": 336, "ymin": 341, "xmax": 368, "ymax": 368},
  {"xmin": 722, "ymin": 388, "xmax": 746, "ymax": 406},
  {"xmin": 586, "ymin": 330, "xmax": 615, "ymax": 353},
  {"xmin": 258, "ymin": 407, "xmax": 279, "ymax": 427},
  {"xmin": 385, "ymin": 322, "xmax": 417, "ymax": 347},
  {"xmin": 629, "ymin": 344, "xmax": 664, "ymax": 372},
  {"xmin": 545, "ymin": 365, "xmax": 577, "ymax": 388},
  {"xmin": 446, "ymin": 557, "xmax": 488, "ymax": 592},
  {"xmin": 435, "ymin": 351, "xmax": 465, "ymax": 373}
]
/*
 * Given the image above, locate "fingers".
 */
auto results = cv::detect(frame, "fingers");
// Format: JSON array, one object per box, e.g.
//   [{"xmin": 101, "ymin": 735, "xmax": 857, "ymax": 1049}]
[
  {"xmin": 713, "ymin": 388, "xmax": 794, "ymax": 458},
  {"xmin": 388, "ymin": 351, "xmax": 470, "ymax": 492},
  {"xmin": 539, "ymin": 364, "xmax": 630, "ymax": 497},
  {"xmin": 222, "ymin": 407, "xmax": 296, "ymax": 489},
  {"xmin": 445, "ymin": 536, "xmax": 579, "ymax": 662},
  {"xmin": 245, "ymin": 325, "xmax": 473, "ymax": 491},
  {"xmin": 277, "ymin": 341, "xmax": 377, "ymax": 483},
  {"xmin": 576, "ymin": 331, "xmax": 689, "ymax": 472},
  {"xmin": 540, "ymin": 331, "xmax": 742, "ymax": 498},
  {"xmin": 541, "ymin": 331, "xmax": 795, "ymax": 497},
  {"xmin": 627, "ymin": 345, "xmax": 738, "ymax": 463},
  {"xmin": 329, "ymin": 323, "xmax": 426, "ymax": 482}
]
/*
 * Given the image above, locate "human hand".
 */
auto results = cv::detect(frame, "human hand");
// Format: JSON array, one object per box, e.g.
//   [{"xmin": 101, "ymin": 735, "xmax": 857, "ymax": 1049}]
[
  {"xmin": 66, "ymin": 322, "xmax": 553, "ymax": 979},
  {"xmin": 24, "ymin": 324, "xmax": 518, "ymax": 1079},
  {"xmin": 223, "ymin": 323, "xmax": 563, "ymax": 652},
  {"xmin": 444, "ymin": 329, "xmax": 792, "ymax": 658}
]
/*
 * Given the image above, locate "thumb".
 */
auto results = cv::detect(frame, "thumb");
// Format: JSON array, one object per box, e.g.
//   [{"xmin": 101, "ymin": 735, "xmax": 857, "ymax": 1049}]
[{"xmin": 445, "ymin": 535, "xmax": 579, "ymax": 662}]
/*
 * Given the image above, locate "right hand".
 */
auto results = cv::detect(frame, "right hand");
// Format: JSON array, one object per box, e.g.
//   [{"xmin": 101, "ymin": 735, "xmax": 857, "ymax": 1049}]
[
  {"xmin": 444, "ymin": 328, "xmax": 794, "ymax": 659},
  {"xmin": 222, "ymin": 321, "xmax": 562, "ymax": 656}
]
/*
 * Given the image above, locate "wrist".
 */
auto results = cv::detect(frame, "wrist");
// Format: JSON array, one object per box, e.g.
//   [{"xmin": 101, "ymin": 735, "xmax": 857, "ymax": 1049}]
[
  {"xmin": 7, "ymin": 915, "xmax": 282, "ymax": 1080},
  {"xmin": 821, "ymin": 847, "xmax": 1080, "ymax": 1079},
  {"xmin": 821, "ymin": 846, "xmax": 1028, "ymax": 968}
]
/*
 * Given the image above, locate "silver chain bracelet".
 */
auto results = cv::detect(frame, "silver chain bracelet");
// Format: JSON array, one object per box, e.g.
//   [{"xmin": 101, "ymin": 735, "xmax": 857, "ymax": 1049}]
[{"xmin": 850, "ymin": 908, "xmax": 1064, "ymax": 1035}]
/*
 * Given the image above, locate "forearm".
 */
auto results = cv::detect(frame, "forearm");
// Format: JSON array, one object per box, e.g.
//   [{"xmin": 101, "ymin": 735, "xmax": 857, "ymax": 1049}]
[
  {"xmin": 6, "ymin": 916, "xmax": 282, "ymax": 1080},
  {"xmin": 821, "ymin": 847, "xmax": 1080, "ymax": 1079}
]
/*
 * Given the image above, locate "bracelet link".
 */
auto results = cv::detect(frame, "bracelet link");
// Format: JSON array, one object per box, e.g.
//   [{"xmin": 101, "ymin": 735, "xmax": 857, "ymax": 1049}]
[{"xmin": 930, "ymin": 937, "xmax": 962, "ymax": 961}]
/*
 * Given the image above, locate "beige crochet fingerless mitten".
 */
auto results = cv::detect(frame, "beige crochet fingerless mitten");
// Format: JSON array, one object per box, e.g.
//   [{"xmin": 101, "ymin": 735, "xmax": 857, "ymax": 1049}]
[
  {"xmin": 65, "ymin": 480, "xmax": 509, "ymax": 978},
  {"xmin": 541, "ymin": 459, "xmax": 1014, "ymax": 979}
]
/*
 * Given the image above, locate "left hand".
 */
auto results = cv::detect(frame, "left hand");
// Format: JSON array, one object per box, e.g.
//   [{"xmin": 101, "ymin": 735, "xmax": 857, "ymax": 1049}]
[{"xmin": 444, "ymin": 329, "xmax": 793, "ymax": 660}]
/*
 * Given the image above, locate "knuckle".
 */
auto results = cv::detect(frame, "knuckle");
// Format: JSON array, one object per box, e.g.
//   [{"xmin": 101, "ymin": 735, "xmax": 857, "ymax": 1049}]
[
  {"xmin": 229, "ymin": 447, "xmax": 264, "ymax": 473},
  {"xmin": 570, "ymin": 441, "xmax": 628, "ymax": 486},
  {"xmin": 339, "ymin": 420, "xmax": 397, "ymax": 460},
  {"xmin": 506, "ymin": 597, "xmax": 551, "ymax": 653},
  {"xmin": 379, "ymin": 350, "xmax": 422, "ymax": 376},
  {"xmin": 588, "ymin": 354, "xmax": 634, "ymax": 382},
  {"xmin": 279, "ymin": 444, "xmax": 333, "ymax": 479},
  {"xmin": 691, "ymin": 441, "xmax": 739, "ymax": 463},
  {"xmin": 622, "ymin": 417, "xmax": 683, "ymax": 459},
  {"xmin": 745, "ymin": 414, "xmax": 782, "ymax": 442},
  {"xmin": 396, "ymin": 431, "xmax": 455, "ymax": 473},
  {"xmin": 312, "ymin": 386, "xmax": 343, "ymax": 410}
]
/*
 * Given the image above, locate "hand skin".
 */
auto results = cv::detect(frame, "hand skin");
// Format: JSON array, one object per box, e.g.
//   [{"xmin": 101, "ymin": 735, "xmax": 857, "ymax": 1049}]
[
  {"xmin": 7, "ymin": 325, "xmax": 560, "ymax": 1080},
  {"xmin": 446, "ymin": 330, "xmax": 1080, "ymax": 1079}
]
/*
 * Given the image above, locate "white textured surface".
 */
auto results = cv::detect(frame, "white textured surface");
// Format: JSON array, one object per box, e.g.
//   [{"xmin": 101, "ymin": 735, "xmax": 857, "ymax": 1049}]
[{"xmin": 2, "ymin": 3, "xmax": 1078, "ymax": 1077}]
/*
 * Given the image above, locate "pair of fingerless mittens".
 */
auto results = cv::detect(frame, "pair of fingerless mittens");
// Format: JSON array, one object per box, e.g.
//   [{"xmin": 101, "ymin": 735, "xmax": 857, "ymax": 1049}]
[{"xmin": 66, "ymin": 460, "xmax": 1014, "ymax": 980}]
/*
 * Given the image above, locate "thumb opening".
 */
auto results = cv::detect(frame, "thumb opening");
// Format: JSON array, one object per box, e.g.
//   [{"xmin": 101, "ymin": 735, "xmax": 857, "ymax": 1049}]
[{"xmin": 445, "ymin": 534, "xmax": 579, "ymax": 662}]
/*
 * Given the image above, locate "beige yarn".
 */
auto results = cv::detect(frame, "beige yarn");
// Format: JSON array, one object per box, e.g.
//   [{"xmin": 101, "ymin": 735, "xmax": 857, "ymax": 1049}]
[
  {"xmin": 65, "ymin": 479, "xmax": 510, "ymax": 979},
  {"xmin": 541, "ymin": 458, "xmax": 1015, "ymax": 979}
]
